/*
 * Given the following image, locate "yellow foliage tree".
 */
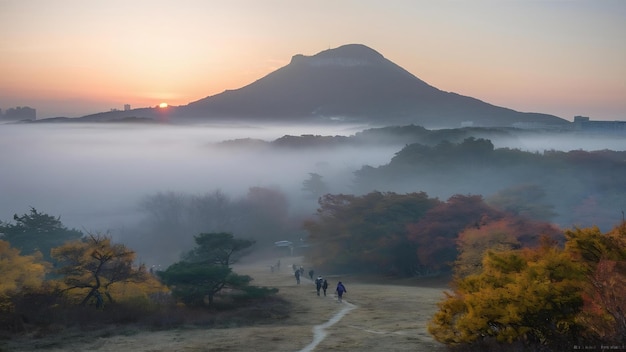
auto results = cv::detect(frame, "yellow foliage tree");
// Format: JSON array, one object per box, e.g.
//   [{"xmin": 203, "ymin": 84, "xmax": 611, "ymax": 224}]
[
  {"xmin": 566, "ymin": 222, "xmax": 626, "ymax": 343},
  {"xmin": 0, "ymin": 240, "xmax": 49, "ymax": 312},
  {"xmin": 431, "ymin": 222, "xmax": 626, "ymax": 348},
  {"xmin": 429, "ymin": 240, "xmax": 586, "ymax": 348},
  {"xmin": 51, "ymin": 233, "xmax": 149, "ymax": 308}
]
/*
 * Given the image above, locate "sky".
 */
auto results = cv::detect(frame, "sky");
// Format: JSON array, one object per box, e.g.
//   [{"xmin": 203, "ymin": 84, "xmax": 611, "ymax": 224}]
[{"xmin": 1, "ymin": 0, "xmax": 625, "ymax": 121}]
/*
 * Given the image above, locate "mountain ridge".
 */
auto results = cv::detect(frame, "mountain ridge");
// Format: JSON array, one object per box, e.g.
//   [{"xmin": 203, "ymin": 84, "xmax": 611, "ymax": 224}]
[{"xmin": 68, "ymin": 44, "xmax": 569, "ymax": 128}]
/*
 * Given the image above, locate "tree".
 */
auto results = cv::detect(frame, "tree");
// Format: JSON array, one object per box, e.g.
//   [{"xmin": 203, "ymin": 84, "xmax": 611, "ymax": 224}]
[
  {"xmin": 454, "ymin": 216, "xmax": 562, "ymax": 278},
  {"xmin": 407, "ymin": 194, "xmax": 502, "ymax": 275},
  {"xmin": 184, "ymin": 232, "xmax": 255, "ymax": 266},
  {"xmin": 159, "ymin": 232, "xmax": 259, "ymax": 307},
  {"xmin": 158, "ymin": 262, "xmax": 251, "ymax": 306},
  {"xmin": 566, "ymin": 222, "xmax": 626, "ymax": 343},
  {"xmin": 51, "ymin": 233, "xmax": 147, "ymax": 307},
  {"xmin": 302, "ymin": 173, "xmax": 329, "ymax": 199},
  {"xmin": 454, "ymin": 219, "xmax": 521, "ymax": 278},
  {"xmin": 0, "ymin": 240, "xmax": 49, "ymax": 312},
  {"xmin": 429, "ymin": 241, "xmax": 586, "ymax": 349},
  {"xmin": 430, "ymin": 222, "xmax": 626, "ymax": 349},
  {"xmin": 0, "ymin": 207, "xmax": 83, "ymax": 262},
  {"xmin": 304, "ymin": 191, "xmax": 439, "ymax": 276}
]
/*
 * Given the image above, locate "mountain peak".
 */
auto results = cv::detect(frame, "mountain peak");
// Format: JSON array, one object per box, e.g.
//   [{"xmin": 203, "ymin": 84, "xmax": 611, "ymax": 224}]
[
  {"xmin": 317, "ymin": 44, "xmax": 384, "ymax": 59},
  {"xmin": 290, "ymin": 44, "xmax": 385, "ymax": 67}
]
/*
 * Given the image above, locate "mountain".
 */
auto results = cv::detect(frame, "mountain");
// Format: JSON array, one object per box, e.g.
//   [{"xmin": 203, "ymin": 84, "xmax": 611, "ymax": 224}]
[{"xmin": 75, "ymin": 44, "xmax": 569, "ymax": 128}]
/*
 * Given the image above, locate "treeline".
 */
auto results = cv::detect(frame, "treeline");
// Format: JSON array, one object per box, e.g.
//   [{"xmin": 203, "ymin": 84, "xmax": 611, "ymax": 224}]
[
  {"xmin": 353, "ymin": 137, "xmax": 626, "ymax": 230},
  {"xmin": 0, "ymin": 208, "xmax": 278, "ymax": 336},
  {"xmin": 303, "ymin": 191, "xmax": 561, "ymax": 277}
]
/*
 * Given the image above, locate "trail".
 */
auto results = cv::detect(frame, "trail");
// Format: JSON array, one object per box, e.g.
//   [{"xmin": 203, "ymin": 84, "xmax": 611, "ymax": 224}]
[{"xmin": 298, "ymin": 299, "xmax": 356, "ymax": 352}]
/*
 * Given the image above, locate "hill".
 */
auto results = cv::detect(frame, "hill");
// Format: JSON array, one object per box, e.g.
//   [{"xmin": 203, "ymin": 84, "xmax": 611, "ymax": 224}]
[
  {"xmin": 62, "ymin": 44, "xmax": 569, "ymax": 128},
  {"xmin": 181, "ymin": 44, "xmax": 567, "ymax": 128}
]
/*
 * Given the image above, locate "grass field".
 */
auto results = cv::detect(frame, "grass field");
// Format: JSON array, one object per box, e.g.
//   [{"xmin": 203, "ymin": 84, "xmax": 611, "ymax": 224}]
[{"xmin": 1, "ymin": 254, "xmax": 449, "ymax": 352}]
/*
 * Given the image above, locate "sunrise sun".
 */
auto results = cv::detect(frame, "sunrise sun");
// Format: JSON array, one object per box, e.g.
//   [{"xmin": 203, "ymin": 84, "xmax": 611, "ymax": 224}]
[{"xmin": 158, "ymin": 102, "xmax": 168, "ymax": 108}]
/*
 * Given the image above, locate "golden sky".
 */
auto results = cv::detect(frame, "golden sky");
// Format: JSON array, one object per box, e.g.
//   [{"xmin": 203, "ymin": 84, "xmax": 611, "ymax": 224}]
[{"xmin": 1, "ymin": 0, "xmax": 625, "ymax": 121}]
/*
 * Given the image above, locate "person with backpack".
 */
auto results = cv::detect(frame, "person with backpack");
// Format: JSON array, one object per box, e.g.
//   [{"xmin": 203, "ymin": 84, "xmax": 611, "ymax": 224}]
[
  {"xmin": 322, "ymin": 279, "xmax": 329, "ymax": 296},
  {"xmin": 315, "ymin": 276, "xmax": 323, "ymax": 296},
  {"xmin": 336, "ymin": 281, "xmax": 346, "ymax": 302}
]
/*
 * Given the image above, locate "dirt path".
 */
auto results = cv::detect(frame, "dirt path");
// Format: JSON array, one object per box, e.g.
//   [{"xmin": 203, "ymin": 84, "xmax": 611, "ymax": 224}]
[
  {"xmin": 233, "ymin": 255, "xmax": 447, "ymax": 351},
  {"xmin": 298, "ymin": 300, "xmax": 356, "ymax": 352},
  {"xmin": 2, "ymin": 254, "xmax": 448, "ymax": 351}
]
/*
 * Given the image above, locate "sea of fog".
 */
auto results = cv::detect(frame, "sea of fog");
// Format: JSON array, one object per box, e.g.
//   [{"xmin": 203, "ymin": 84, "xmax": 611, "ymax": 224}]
[
  {"xmin": 0, "ymin": 122, "xmax": 391, "ymax": 231},
  {"xmin": 1, "ymin": 122, "xmax": 625, "ymax": 233}
]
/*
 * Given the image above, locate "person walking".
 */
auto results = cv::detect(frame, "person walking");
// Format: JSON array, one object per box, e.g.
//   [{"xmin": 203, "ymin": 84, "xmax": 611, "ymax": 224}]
[
  {"xmin": 322, "ymin": 279, "xmax": 328, "ymax": 296},
  {"xmin": 336, "ymin": 281, "xmax": 346, "ymax": 302},
  {"xmin": 295, "ymin": 268, "xmax": 301, "ymax": 285},
  {"xmin": 309, "ymin": 269, "xmax": 315, "ymax": 280},
  {"xmin": 315, "ymin": 276, "xmax": 323, "ymax": 296}
]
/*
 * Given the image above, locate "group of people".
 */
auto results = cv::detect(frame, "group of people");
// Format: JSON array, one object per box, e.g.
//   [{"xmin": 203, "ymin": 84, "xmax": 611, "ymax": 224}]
[
  {"xmin": 292, "ymin": 265, "xmax": 346, "ymax": 302},
  {"xmin": 316, "ymin": 276, "xmax": 347, "ymax": 302}
]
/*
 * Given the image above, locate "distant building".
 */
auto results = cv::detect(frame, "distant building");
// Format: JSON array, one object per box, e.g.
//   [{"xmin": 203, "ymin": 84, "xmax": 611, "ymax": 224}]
[
  {"xmin": 573, "ymin": 115, "xmax": 626, "ymax": 134},
  {"xmin": 2, "ymin": 106, "xmax": 36, "ymax": 121},
  {"xmin": 124, "ymin": 104, "xmax": 131, "ymax": 111}
]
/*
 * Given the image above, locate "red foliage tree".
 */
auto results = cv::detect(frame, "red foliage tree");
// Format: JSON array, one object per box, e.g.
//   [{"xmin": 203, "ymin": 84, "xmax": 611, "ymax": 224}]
[{"xmin": 406, "ymin": 194, "xmax": 502, "ymax": 275}]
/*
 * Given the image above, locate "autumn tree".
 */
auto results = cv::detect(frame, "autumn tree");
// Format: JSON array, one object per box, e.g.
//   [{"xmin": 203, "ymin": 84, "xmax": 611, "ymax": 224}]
[
  {"xmin": 0, "ymin": 207, "xmax": 83, "ymax": 262},
  {"xmin": 453, "ymin": 219, "xmax": 521, "ymax": 278},
  {"xmin": 454, "ymin": 216, "xmax": 562, "ymax": 278},
  {"xmin": 430, "ymin": 222, "xmax": 626, "ymax": 349},
  {"xmin": 304, "ymin": 191, "xmax": 439, "ymax": 276},
  {"xmin": 51, "ymin": 233, "xmax": 147, "ymax": 308},
  {"xmin": 429, "ymin": 240, "xmax": 586, "ymax": 350},
  {"xmin": 0, "ymin": 240, "xmax": 49, "ymax": 312},
  {"xmin": 406, "ymin": 194, "xmax": 502, "ymax": 275},
  {"xmin": 566, "ymin": 222, "xmax": 626, "ymax": 343}
]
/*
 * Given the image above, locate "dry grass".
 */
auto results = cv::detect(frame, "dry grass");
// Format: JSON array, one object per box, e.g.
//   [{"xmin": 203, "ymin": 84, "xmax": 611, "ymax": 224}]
[{"xmin": 0, "ymin": 254, "xmax": 449, "ymax": 352}]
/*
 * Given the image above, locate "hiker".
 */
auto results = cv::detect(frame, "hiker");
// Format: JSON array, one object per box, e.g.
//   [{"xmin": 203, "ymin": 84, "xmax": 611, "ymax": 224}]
[
  {"xmin": 276, "ymin": 259, "xmax": 281, "ymax": 271},
  {"xmin": 309, "ymin": 269, "xmax": 315, "ymax": 280},
  {"xmin": 322, "ymin": 279, "xmax": 328, "ymax": 296},
  {"xmin": 336, "ymin": 281, "xmax": 346, "ymax": 302},
  {"xmin": 315, "ymin": 276, "xmax": 323, "ymax": 296},
  {"xmin": 295, "ymin": 269, "xmax": 301, "ymax": 284}
]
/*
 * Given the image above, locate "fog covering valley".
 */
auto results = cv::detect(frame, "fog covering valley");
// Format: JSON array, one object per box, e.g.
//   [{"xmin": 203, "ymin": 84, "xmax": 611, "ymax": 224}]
[{"xmin": 1, "ymin": 122, "xmax": 625, "ymax": 266}]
